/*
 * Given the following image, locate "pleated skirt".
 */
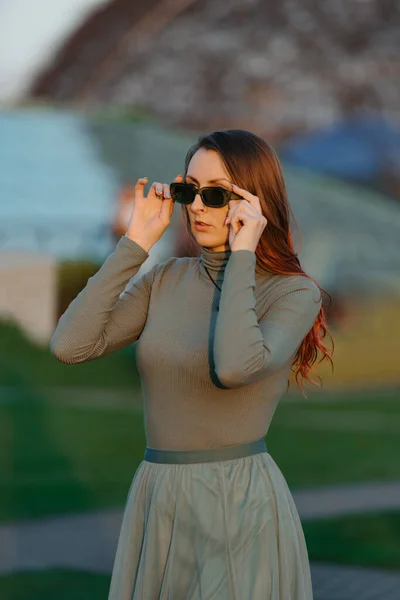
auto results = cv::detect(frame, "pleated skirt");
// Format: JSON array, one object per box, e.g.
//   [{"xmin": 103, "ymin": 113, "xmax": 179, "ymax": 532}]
[{"xmin": 107, "ymin": 438, "xmax": 313, "ymax": 600}]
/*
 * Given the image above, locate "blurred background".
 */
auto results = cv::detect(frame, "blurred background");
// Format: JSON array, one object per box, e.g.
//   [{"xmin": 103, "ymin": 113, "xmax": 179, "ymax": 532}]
[{"xmin": 0, "ymin": 1, "xmax": 399, "ymax": 598}]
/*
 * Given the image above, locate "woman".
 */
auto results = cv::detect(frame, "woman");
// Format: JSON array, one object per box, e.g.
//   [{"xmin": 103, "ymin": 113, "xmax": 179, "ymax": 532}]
[{"xmin": 50, "ymin": 129, "xmax": 333, "ymax": 599}]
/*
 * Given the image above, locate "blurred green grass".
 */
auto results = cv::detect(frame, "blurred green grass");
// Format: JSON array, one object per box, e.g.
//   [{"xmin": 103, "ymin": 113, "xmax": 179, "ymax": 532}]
[
  {"xmin": 0, "ymin": 569, "xmax": 110, "ymax": 600},
  {"xmin": 269, "ymin": 392, "xmax": 400, "ymax": 486},
  {"xmin": 0, "ymin": 399, "xmax": 146, "ymax": 523},
  {"xmin": 1, "ymin": 388, "xmax": 399, "ymax": 523},
  {"xmin": 1, "ymin": 321, "xmax": 399, "ymax": 524},
  {"xmin": 0, "ymin": 321, "xmax": 140, "ymax": 389},
  {"xmin": 1, "ymin": 320, "xmax": 400, "ymax": 572},
  {"xmin": 304, "ymin": 510, "xmax": 400, "ymax": 570}
]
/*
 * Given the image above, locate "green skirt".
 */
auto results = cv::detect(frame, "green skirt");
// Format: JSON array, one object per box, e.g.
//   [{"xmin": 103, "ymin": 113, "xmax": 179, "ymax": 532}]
[{"xmin": 108, "ymin": 438, "xmax": 313, "ymax": 599}]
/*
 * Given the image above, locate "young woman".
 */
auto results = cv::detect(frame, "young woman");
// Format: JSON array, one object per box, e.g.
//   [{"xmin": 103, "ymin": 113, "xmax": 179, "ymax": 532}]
[{"xmin": 51, "ymin": 129, "xmax": 333, "ymax": 599}]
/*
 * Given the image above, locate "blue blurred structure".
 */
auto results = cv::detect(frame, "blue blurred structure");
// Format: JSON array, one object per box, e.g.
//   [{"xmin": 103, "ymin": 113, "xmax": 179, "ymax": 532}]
[
  {"xmin": 90, "ymin": 116, "xmax": 400, "ymax": 299},
  {"xmin": 1, "ymin": 107, "xmax": 400, "ymax": 300},
  {"xmin": 280, "ymin": 113, "xmax": 400, "ymax": 185},
  {"xmin": 0, "ymin": 107, "xmax": 119, "ymax": 261}
]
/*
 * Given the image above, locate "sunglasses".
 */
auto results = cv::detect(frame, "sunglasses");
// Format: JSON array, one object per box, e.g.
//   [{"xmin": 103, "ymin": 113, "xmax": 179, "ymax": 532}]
[{"xmin": 169, "ymin": 182, "xmax": 242, "ymax": 208}]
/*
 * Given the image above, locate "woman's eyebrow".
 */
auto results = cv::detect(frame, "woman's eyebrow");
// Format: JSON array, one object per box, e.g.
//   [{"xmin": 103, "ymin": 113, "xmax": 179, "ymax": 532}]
[
  {"xmin": 186, "ymin": 175, "xmax": 231, "ymax": 185},
  {"xmin": 185, "ymin": 175, "xmax": 197, "ymax": 182}
]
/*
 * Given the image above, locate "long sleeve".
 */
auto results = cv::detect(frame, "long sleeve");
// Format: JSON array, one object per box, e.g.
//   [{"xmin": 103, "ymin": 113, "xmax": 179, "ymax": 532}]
[
  {"xmin": 214, "ymin": 250, "xmax": 322, "ymax": 388},
  {"xmin": 50, "ymin": 235, "xmax": 154, "ymax": 365}
]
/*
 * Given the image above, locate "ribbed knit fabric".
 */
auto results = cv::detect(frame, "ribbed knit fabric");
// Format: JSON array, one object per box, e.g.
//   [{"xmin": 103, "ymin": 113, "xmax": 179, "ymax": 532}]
[{"xmin": 50, "ymin": 234, "xmax": 322, "ymax": 450}]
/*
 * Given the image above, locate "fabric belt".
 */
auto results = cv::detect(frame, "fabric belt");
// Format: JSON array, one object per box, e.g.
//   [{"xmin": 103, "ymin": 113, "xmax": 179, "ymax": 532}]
[{"xmin": 144, "ymin": 437, "xmax": 267, "ymax": 464}]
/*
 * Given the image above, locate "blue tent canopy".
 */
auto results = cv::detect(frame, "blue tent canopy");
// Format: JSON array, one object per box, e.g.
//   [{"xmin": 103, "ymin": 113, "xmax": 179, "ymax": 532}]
[
  {"xmin": 0, "ymin": 108, "xmax": 120, "ymax": 260},
  {"xmin": 280, "ymin": 113, "xmax": 400, "ymax": 181}
]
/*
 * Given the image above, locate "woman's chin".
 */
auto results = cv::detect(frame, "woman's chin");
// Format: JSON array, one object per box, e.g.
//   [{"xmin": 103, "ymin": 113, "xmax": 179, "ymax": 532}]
[
  {"xmin": 193, "ymin": 228, "xmax": 210, "ymax": 238},
  {"xmin": 193, "ymin": 232, "xmax": 228, "ymax": 250}
]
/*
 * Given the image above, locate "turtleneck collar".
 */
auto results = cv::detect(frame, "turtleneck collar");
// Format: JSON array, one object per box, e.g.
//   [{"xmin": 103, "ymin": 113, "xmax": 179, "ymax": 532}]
[{"xmin": 198, "ymin": 245, "xmax": 231, "ymax": 278}]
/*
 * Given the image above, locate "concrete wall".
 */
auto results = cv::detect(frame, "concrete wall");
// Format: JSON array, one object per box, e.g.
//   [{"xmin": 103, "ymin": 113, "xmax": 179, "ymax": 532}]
[{"xmin": 0, "ymin": 250, "xmax": 56, "ymax": 346}]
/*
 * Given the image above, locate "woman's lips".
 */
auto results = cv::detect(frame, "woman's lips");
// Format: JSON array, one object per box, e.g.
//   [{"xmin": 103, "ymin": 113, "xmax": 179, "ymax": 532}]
[{"xmin": 195, "ymin": 221, "xmax": 211, "ymax": 230}]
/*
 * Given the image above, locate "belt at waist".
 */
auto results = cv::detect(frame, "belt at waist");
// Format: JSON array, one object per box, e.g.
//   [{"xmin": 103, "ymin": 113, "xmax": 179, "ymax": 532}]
[{"xmin": 144, "ymin": 437, "xmax": 267, "ymax": 464}]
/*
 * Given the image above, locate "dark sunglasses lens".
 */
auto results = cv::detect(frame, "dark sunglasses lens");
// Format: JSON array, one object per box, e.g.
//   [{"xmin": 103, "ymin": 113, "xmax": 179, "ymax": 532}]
[
  {"xmin": 201, "ymin": 188, "xmax": 226, "ymax": 207},
  {"xmin": 170, "ymin": 183, "xmax": 195, "ymax": 204}
]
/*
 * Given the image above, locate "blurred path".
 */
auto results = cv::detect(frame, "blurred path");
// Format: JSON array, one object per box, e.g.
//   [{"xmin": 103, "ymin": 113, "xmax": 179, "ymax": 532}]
[
  {"xmin": 1, "ymin": 482, "xmax": 400, "ymax": 566},
  {"xmin": 1, "ymin": 500, "xmax": 400, "ymax": 599},
  {"xmin": 311, "ymin": 563, "xmax": 400, "ymax": 600},
  {"xmin": 294, "ymin": 481, "xmax": 400, "ymax": 519}
]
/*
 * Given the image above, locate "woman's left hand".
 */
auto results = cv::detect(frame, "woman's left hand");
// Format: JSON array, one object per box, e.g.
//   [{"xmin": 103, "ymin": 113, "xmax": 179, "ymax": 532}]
[{"xmin": 225, "ymin": 184, "xmax": 268, "ymax": 252}]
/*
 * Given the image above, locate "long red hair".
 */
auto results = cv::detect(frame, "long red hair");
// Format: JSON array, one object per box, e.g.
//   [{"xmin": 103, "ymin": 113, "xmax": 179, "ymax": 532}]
[{"xmin": 181, "ymin": 129, "xmax": 334, "ymax": 397}]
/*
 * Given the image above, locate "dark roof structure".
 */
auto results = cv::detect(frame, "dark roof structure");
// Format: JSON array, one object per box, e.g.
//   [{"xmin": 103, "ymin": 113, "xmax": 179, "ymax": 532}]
[{"xmin": 29, "ymin": 0, "xmax": 400, "ymax": 140}]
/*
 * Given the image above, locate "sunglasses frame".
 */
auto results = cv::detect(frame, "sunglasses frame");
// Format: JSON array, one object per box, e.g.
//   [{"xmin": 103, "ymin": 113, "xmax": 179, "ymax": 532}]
[{"xmin": 169, "ymin": 182, "xmax": 243, "ymax": 208}]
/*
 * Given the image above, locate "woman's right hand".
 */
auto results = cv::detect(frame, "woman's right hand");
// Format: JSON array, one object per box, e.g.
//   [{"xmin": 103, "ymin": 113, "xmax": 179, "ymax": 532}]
[{"xmin": 126, "ymin": 174, "xmax": 183, "ymax": 252}]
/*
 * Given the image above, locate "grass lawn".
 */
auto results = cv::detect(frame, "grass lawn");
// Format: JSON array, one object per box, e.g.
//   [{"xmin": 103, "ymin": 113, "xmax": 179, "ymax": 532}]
[
  {"xmin": 0, "ymin": 569, "xmax": 110, "ymax": 600},
  {"xmin": 0, "ymin": 322, "xmax": 141, "ymax": 389},
  {"xmin": 0, "ymin": 387, "xmax": 399, "ymax": 523},
  {"xmin": 0, "ymin": 398, "xmax": 146, "ymax": 523},
  {"xmin": 304, "ymin": 510, "xmax": 400, "ymax": 570},
  {"xmin": 1, "ymin": 321, "xmax": 400, "ymax": 570},
  {"xmin": 268, "ymin": 390, "xmax": 400, "ymax": 487}
]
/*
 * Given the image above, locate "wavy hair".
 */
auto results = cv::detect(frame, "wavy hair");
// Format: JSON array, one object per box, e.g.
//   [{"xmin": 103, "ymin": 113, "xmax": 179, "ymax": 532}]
[{"xmin": 181, "ymin": 129, "xmax": 334, "ymax": 397}]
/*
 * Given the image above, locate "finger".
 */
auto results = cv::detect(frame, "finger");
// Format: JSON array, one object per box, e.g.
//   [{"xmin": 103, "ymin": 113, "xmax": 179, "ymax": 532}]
[
  {"xmin": 161, "ymin": 181, "xmax": 175, "ymax": 219},
  {"xmin": 228, "ymin": 198, "xmax": 259, "ymax": 221},
  {"xmin": 163, "ymin": 183, "xmax": 171, "ymax": 199},
  {"xmin": 225, "ymin": 210, "xmax": 240, "ymax": 226},
  {"xmin": 225, "ymin": 204, "xmax": 236, "ymax": 225},
  {"xmin": 160, "ymin": 187, "xmax": 174, "ymax": 221},
  {"xmin": 230, "ymin": 213, "xmax": 243, "ymax": 234},
  {"xmin": 174, "ymin": 174, "xmax": 183, "ymax": 182},
  {"xmin": 155, "ymin": 182, "xmax": 164, "ymax": 196},
  {"xmin": 227, "ymin": 202, "xmax": 253, "ymax": 225},
  {"xmin": 232, "ymin": 212, "xmax": 246, "ymax": 230},
  {"xmin": 148, "ymin": 182, "xmax": 164, "ymax": 199},
  {"xmin": 135, "ymin": 177, "xmax": 148, "ymax": 200},
  {"xmin": 225, "ymin": 201, "xmax": 246, "ymax": 225},
  {"xmin": 232, "ymin": 184, "xmax": 259, "ymax": 205}
]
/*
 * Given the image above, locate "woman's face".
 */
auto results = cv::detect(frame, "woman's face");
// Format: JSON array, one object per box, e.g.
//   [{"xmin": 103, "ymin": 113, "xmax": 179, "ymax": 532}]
[{"xmin": 185, "ymin": 148, "xmax": 241, "ymax": 252}]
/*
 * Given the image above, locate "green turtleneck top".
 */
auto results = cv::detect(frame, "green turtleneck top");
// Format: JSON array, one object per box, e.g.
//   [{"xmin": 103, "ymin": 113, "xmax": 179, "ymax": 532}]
[{"xmin": 50, "ymin": 234, "xmax": 322, "ymax": 450}]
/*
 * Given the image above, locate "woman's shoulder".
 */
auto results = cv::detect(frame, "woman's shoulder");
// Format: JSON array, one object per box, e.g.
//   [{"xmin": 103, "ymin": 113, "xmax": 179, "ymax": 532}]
[
  {"xmin": 149, "ymin": 255, "xmax": 198, "ymax": 281},
  {"xmin": 256, "ymin": 271, "xmax": 322, "ymax": 313}
]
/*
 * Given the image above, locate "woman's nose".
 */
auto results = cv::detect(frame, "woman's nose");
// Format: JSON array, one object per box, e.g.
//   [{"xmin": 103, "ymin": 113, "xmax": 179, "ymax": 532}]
[{"xmin": 192, "ymin": 193, "xmax": 204, "ymax": 208}]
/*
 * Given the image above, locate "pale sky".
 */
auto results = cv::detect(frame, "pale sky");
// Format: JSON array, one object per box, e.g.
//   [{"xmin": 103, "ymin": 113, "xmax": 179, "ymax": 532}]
[{"xmin": 0, "ymin": 0, "xmax": 109, "ymax": 102}]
